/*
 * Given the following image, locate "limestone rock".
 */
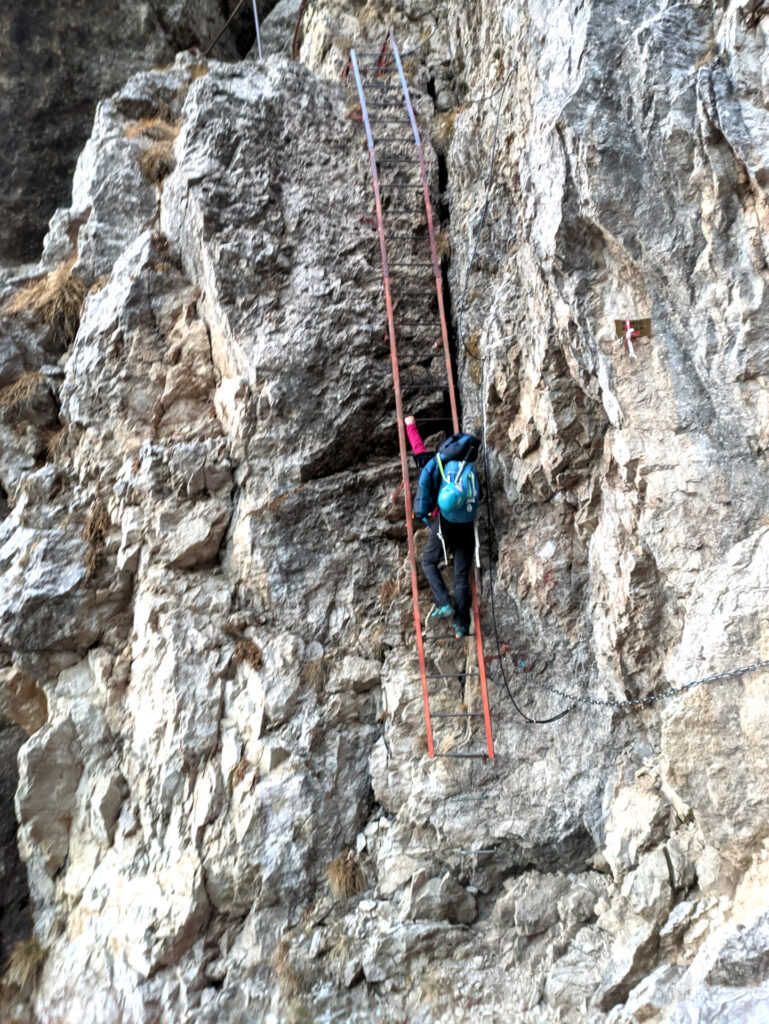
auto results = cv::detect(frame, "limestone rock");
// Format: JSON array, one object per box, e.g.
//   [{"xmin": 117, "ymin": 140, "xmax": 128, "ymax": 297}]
[
  {"xmin": 495, "ymin": 871, "xmax": 571, "ymax": 935},
  {"xmin": 90, "ymin": 772, "xmax": 128, "ymax": 847},
  {"xmin": 661, "ymin": 530, "xmax": 769, "ymax": 874},
  {"xmin": 705, "ymin": 911, "xmax": 769, "ymax": 987},
  {"xmin": 16, "ymin": 719, "xmax": 83, "ymax": 875},
  {"xmin": 5, "ymin": 1, "xmax": 769, "ymax": 1022},
  {"xmin": 620, "ymin": 848, "xmax": 673, "ymax": 925},
  {"xmin": 401, "ymin": 870, "xmax": 477, "ymax": 925},
  {"xmin": 0, "ymin": 665, "xmax": 48, "ymax": 735},
  {"xmin": 603, "ymin": 774, "xmax": 671, "ymax": 882},
  {"xmin": 0, "ymin": 724, "xmax": 31, "ymax": 969}
]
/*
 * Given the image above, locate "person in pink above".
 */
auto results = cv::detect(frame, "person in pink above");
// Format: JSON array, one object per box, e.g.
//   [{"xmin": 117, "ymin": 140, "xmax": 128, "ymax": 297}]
[{"xmin": 405, "ymin": 417, "xmax": 428, "ymax": 458}]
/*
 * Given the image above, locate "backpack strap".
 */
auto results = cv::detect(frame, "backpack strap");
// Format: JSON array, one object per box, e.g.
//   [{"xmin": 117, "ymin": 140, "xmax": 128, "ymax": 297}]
[{"xmin": 436, "ymin": 454, "xmax": 448, "ymax": 483}]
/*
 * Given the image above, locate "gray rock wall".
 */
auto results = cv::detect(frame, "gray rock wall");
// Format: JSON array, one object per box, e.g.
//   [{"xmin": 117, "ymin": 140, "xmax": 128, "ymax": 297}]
[
  {"xmin": 0, "ymin": 0, "xmax": 248, "ymax": 266},
  {"xmin": 2, "ymin": 1, "xmax": 769, "ymax": 1022}
]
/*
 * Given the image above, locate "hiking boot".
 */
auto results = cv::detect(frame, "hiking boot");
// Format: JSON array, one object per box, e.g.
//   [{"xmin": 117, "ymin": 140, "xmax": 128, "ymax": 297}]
[
  {"xmin": 427, "ymin": 604, "xmax": 453, "ymax": 622},
  {"xmin": 454, "ymin": 623, "xmax": 469, "ymax": 639}
]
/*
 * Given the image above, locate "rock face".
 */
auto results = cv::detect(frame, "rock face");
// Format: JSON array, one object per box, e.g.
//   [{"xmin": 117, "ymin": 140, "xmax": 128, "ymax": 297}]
[
  {"xmin": 2, "ymin": 1, "xmax": 769, "ymax": 1022},
  {"xmin": 0, "ymin": 0, "xmax": 247, "ymax": 265}
]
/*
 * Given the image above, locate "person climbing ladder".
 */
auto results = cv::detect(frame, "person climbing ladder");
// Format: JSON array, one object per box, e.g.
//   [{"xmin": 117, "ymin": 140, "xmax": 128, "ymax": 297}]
[{"xmin": 404, "ymin": 416, "xmax": 481, "ymax": 639}]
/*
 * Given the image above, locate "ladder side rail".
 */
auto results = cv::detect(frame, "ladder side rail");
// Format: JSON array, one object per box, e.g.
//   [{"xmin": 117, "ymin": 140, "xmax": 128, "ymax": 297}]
[
  {"xmin": 389, "ymin": 33, "xmax": 495, "ymax": 759},
  {"xmin": 389, "ymin": 30, "xmax": 459, "ymax": 430},
  {"xmin": 350, "ymin": 50, "xmax": 435, "ymax": 758}
]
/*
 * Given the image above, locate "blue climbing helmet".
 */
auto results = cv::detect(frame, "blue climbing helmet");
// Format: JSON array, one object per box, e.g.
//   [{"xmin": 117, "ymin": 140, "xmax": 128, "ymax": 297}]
[{"xmin": 437, "ymin": 455, "xmax": 479, "ymax": 523}]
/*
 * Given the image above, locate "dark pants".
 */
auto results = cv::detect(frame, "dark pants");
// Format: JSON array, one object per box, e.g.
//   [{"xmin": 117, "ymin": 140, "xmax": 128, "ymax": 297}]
[{"xmin": 422, "ymin": 516, "xmax": 474, "ymax": 629}]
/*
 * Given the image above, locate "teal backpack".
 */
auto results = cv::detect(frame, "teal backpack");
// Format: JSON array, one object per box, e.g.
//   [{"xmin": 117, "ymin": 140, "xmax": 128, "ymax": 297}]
[{"xmin": 437, "ymin": 455, "xmax": 479, "ymax": 523}]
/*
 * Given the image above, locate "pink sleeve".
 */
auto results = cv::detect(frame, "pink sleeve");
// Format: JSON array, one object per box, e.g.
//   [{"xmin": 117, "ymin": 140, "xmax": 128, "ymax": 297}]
[{"xmin": 406, "ymin": 422, "xmax": 427, "ymax": 454}]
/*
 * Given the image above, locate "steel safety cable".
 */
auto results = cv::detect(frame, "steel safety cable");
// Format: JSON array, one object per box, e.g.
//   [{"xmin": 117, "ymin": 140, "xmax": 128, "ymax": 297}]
[{"xmin": 205, "ymin": 0, "xmax": 250, "ymax": 56}]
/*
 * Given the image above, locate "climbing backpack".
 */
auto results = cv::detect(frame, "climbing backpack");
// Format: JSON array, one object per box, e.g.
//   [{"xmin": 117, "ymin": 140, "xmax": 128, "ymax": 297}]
[
  {"xmin": 437, "ymin": 455, "xmax": 479, "ymax": 523},
  {"xmin": 437, "ymin": 432, "xmax": 480, "ymax": 464}
]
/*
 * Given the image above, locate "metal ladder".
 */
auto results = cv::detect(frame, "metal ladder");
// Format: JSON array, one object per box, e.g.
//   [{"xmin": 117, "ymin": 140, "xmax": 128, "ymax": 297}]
[{"xmin": 349, "ymin": 31, "xmax": 494, "ymax": 760}]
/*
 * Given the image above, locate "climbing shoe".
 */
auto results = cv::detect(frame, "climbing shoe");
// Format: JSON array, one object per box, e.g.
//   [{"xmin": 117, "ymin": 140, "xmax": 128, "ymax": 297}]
[
  {"xmin": 427, "ymin": 604, "xmax": 453, "ymax": 622},
  {"xmin": 454, "ymin": 624, "xmax": 469, "ymax": 639}
]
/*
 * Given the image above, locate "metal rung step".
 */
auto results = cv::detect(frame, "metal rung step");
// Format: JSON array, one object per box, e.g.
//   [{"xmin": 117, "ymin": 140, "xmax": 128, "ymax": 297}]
[
  {"xmin": 366, "ymin": 83, "xmax": 401, "ymax": 90},
  {"xmin": 422, "ymin": 634, "xmax": 477, "ymax": 640},
  {"xmin": 389, "ymin": 262, "xmax": 432, "ymax": 267},
  {"xmin": 425, "ymin": 672, "xmax": 481, "ymax": 680},
  {"xmin": 378, "ymin": 156, "xmax": 419, "ymax": 163},
  {"xmin": 431, "ymin": 712, "xmax": 485, "ymax": 719},
  {"xmin": 373, "ymin": 137, "xmax": 413, "ymax": 143},
  {"xmin": 434, "ymin": 753, "xmax": 489, "ymax": 760}
]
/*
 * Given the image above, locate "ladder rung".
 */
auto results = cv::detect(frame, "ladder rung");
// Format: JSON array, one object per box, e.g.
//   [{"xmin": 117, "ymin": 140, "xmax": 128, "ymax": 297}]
[
  {"xmin": 389, "ymin": 262, "xmax": 432, "ymax": 268},
  {"xmin": 431, "ymin": 713, "xmax": 485, "ymax": 719},
  {"xmin": 373, "ymin": 137, "xmax": 413, "ymax": 143},
  {"xmin": 423, "ymin": 633, "xmax": 477, "ymax": 640},
  {"xmin": 434, "ymin": 753, "xmax": 489, "ymax": 760},
  {"xmin": 424, "ymin": 672, "xmax": 481, "ymax": 679},
  {"xmin": 378, "ymin": 156, "xmax": 419, "ymax": 163},
  {"xmin": 366, "ymin": 83, "xmax": 401, "ymax": 90}
]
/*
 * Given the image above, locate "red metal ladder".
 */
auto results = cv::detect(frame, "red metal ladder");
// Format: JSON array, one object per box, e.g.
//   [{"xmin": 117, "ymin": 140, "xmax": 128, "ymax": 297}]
[{"xmin": 349, "ymin": 31, "xmax": 494, "ymax": 760}]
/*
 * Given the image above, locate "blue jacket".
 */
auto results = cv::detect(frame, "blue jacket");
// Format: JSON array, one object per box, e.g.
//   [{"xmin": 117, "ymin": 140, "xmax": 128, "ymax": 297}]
[{"xmin": 414, "ymin": 456, "xmax": 442, "ymax": 521}]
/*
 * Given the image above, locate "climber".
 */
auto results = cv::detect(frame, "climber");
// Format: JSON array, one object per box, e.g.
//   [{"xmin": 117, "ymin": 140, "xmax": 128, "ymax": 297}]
[{"xmin": 404, "ymin": 416, "xmax": 481, "ymax": 639}]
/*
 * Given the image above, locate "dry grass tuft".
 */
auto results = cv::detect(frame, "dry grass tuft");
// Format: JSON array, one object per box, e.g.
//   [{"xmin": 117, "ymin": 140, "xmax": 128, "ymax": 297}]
[
  {"xmin": 45, "ymin": 425, "xmax": 69, "ymax": 462},
  {"xmin": 124, "ymin": 117, "xmax": 179, "ymax": 143},
  {"xmin": 464, "ymin": 327, "xmax": 481, "ymax": 359},
  {"xmin": 137, "ymin": 140, "xmax": 177, "ymax": 185},
  {"xmin": 326, "ymin": 849, "xmax": 366, "ymax": 899},
  {"xmin": 235, "ymin": 638, "xmax": 263, "ymax": 671},
  {"xmin": 332, "ymin": 34, "xmax": 353, "ymax": 53},
  {"xmin": 345, "ymin": 100, "xmax": 362, "ymax": 121},
  {"xmin": 90, "ymin": 272, "xmax": 110, "ymax": 294},
  {"xmin": 402, "ymin": 55, "xmax": 421, "ymax": 77},
  {"xmin": 379, "ymin": 578, "xmax": 397, "ymax": 610},
  {"xmin": 189, "ymin": 63, "xmax": 208, "ymax": 81},
  {"xmin": 231, "ymin": 755, "xmax": 257, "ymax": 788},
  {"xmin": 3, "ymin": 936, "xmax": 46, "ymax": 994},
  {"xmin": 272, "ymin": 937, "xmax": 303, "ymax": 998},
  {"xmin": 6, "ymin": 259, "xmax": 86, "ymax": 348},
  {"xmin": 431, "ymin": 105, "xmax": 468, "ymax": 155},
  {"xmin": 358, "ymin": 5, "xmax": 386, "ymax": 33},
  {"xmin": 0, "ymin": 372, "xmax": 49, "ymax": 423},
  {"xmin": 300, "ymin": 657, "xmax": 328, "ymax": 692},
  {"xmin": 434, "ymin": 230, "xmax": 451, "ymax": 259},
  {"xmin": 82, "ymin": 501, "xmax": 110, "ymax": 575}
]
